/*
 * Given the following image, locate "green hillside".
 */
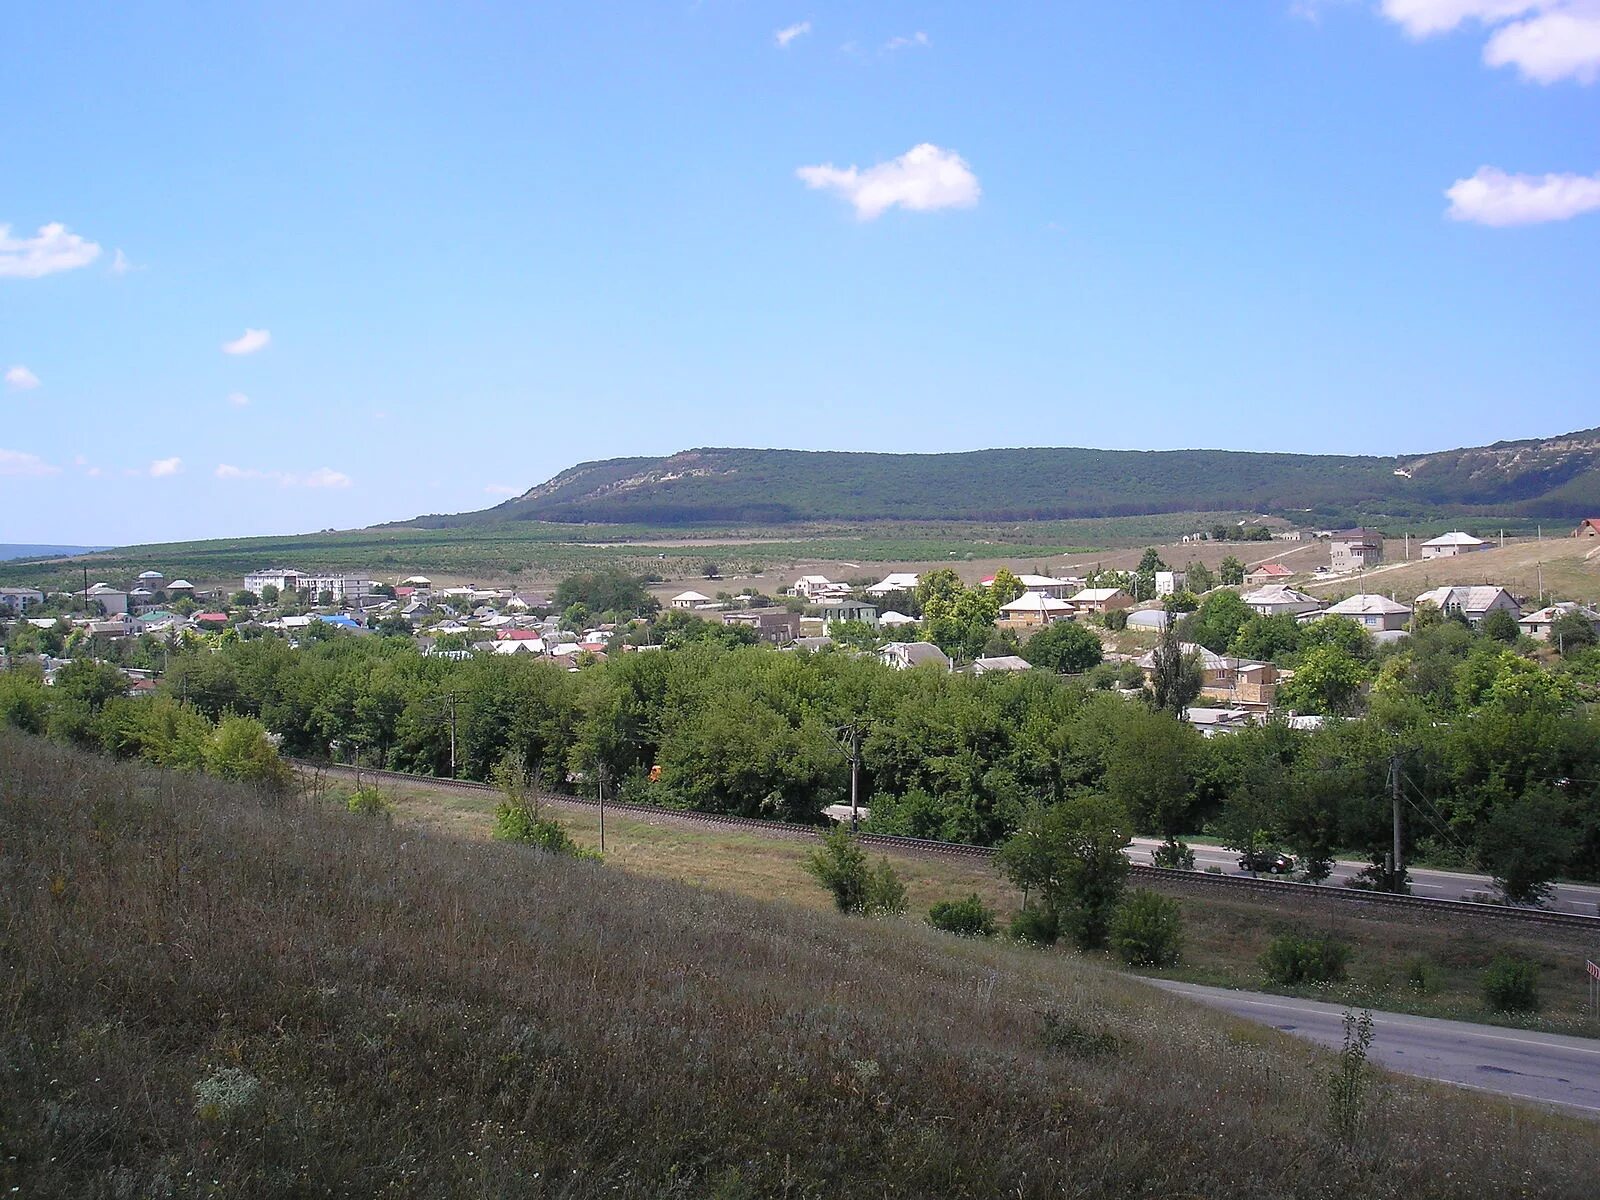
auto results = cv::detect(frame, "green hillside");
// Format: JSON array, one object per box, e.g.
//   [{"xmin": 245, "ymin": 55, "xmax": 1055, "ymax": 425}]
[
  {"xmin": 400, "ymin": 429, "xmax": 1600, "ymax": 528},
  {"xmin": 6, "ymin": 733, "xmax": 1597, "ymax": 1198}
]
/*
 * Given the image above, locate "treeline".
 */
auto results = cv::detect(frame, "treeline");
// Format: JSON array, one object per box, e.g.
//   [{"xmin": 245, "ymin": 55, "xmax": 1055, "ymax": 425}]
[{"xmin": 5, "ymin": 627, "xmax": 1596, "ymax": 896}]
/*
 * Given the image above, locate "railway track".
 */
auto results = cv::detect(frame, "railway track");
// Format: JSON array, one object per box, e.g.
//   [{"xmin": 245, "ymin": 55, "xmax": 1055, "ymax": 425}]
[{"xmin": 298, "ymin": 760, "xmax": 1600, "ymax": 931}]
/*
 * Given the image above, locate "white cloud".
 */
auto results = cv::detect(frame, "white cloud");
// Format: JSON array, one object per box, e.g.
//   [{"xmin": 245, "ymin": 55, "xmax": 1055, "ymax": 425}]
[
  {"xmin": 775, "ymin": 21, "xmax": 811, "ymax": 47},
  {"xmin": 215, "ymin": 463, "xmax": 353, "ymax": 488},
  {"xmin": 108, "ymin": 248, "xmax": 136, "ymax": 275},
  {"xmin": 484, "ymin": 484, "xmax": 520, "ymax": 496},
  {"xmin": 1377, "ymin": 1, "xmax": 1600, "ymax": 83},
  {"xmin": 797, "ymin": 143, "xmax": 980, "ymax": 220},
  {"xmin": 1380, "ymin": 0, "xmax": 1540, "ymax": 38},
  {"xmin": 226, "ymin": 391, "xmax": 251, "ymax": 408},
  {"xmin": 149, "ymin": 457, "xmax": 183, "ymax": 477},
  {"xmin": 221, "ymin": 327, "xmax": 271, "ymax": 355},
  {"xmin": 0, "ymin": 222, "xmax": 102, "ymax": 278},
  {"xmin": 1446, "ymin": 165, "xmax": 1600, "ymax": 223},
  {"xmin": 0, "ymin": 448, "xmax": 60, "ymax": 477},
  {"xmin": 885, "ymin": 31, "xmax": 931, "ymax": 50},
  {"xmin": 5, "ymin": 365, "xmax": 40, "ymax": 390},
  {"xmin": 1484, "ymin": 9, "xmax": 1600, "ymax": 81}
]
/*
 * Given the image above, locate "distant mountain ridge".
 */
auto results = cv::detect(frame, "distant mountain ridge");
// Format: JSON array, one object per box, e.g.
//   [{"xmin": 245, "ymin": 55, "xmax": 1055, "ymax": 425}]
[
  {"xmin": 400, "ymin": 429, "xmax": 1600, "ymax": 528},
  {"xmin": 0, "ymin": 544, "xmax": 109, "ymax": 562}
]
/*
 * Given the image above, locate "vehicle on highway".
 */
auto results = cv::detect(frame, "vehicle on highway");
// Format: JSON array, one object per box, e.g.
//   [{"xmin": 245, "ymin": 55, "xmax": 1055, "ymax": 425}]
[{"xmin": 1238, "ymin": 850, "xmax": 1296, "ymax": 874}]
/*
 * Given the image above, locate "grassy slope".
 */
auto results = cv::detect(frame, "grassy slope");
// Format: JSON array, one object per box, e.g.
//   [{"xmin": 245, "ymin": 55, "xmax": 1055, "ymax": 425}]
[
  {"xmin": 7, "ymin": 736, "xmax": 1598, "ymax": 1199},
  {"xmin": 371, "ymin": 773, "xmax": 1600, "ymax": 1037},
  {"xmin": 1303, "ymin": 534, "xmax": 1600, "ymax": 605}
]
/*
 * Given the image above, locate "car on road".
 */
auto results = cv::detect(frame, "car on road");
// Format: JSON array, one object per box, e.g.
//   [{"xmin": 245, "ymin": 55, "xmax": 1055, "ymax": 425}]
[{"xmin": 1238, "ymin": 850, "xmax": 1296, "ymax": 874}]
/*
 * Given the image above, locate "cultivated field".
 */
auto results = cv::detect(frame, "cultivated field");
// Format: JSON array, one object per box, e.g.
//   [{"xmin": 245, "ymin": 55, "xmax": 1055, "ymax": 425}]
[{"xmin": 7, "ymin": 734, "xmax": 1598, "ymax": 1198}]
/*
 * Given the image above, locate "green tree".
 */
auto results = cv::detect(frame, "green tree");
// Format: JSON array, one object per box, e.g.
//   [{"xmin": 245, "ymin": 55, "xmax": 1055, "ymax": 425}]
[
  {"xmin": 1481, "ymin": 608, "xmax": 1520, "ymax": 644},
  {"xmin": 997, "ymin": 794, "xmax": 1132, "ymax": 949},
  {"xmin": 1219, "ymin": 555, "xmax": 1245, "ymax": 586},
  {"xmin": 1229, "ymin": 614, "xmax": 1302, "ymax": 662},
  {"xmin": 1021, "ymin": 620, "xmax": 1103, "ymax": 674},
  {"xmin": 804, "ymin": 827, "xmax": 906, "ymax": 915},
  {"xmin": 554, "ymin": 569, "xmax": 656, "ymax": 619},
  {"xmin": 205, "ymin": 714, "xmax": 291, "ymax": 789},
  {"xmin": 1185, "ymin": 560, "xmax": 1216, "ymax": 594},
  {"xmin": 1551, "ymin": 610, "xmax": 1597, "ymax": 654},
  {"xmin": 259, "ymin": 583, "xmax": 280, "ymax": 604},
  {"xmin": 1277, "ymin": 644, "xmax": 1367, "ymax": 715},
  {"xmin": 1104, "ymin": 706, "xmax": 1200, "ymax": 836},
  {"xmin": 921, "ymin": 587, "xmax": 999, "ymax": 663},
  {"xmin": 1148, "ymin": 616, "xmax": 1202, "ymax": 716},
  {"xmin": 1187, "ymin": 589, "xmax": 1252, "ymax": 653},
  {"xmin": 989, "ymin": 567, "xmax": 1026, "ymax": 605},
  {"xmin": 1476, "ymin": 784, "xmax": 1574, "ymax": 904}
]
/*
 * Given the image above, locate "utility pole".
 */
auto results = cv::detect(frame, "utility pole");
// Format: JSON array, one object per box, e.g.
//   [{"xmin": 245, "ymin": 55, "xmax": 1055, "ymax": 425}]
[
  {"xmin": 598, "ymin": 763, "xmax": 607, "ymax": 855},
  {"xmin": 1389, "ymin": 752, "xmax": 1405, "ymax": 893},
  {"xmin": 838, "ymin": 721, "xmax": 863, "ymax": 831}
]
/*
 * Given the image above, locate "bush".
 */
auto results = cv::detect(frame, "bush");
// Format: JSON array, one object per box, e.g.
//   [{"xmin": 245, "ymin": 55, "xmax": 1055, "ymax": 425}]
[
  {"xmin": 1008, "ymin": 903, "xmax": 1060, "ymax": 945},
  {"xmin": 493, "ymin": 803, "xmax": 587, "ymax": 858},
  {"xmin": 345, "ymin": 786, "xmax": 391, "ymax": 818},
  {"xmin": 803, "ymin": 827, "xmax": 905, "ymax": 915},
  {"xmin": 1261, "ymin": 933, "xmax": 1351, "ymax": 985},
  {"xmin": 1482, "ymin": 956, "xmax": 1540, "ymax": 1013},
  {"xmin": 1109, "ymin": 890, "xmax": 1184, "ymax": 967},
  {"xmin": 193, "ymin": 1067, "xmax": 264, "ymax": 1123},
  {"xmin": 1151, "ymin": 838, "xmax": 1195, "ymax": 870},
  {"xmin": 928, "ymin": 894, "xmax": 997, "ymax": 938}
]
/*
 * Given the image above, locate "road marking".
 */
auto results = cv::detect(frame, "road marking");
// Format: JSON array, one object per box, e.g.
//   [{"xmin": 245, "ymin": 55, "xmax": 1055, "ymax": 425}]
[{"xmin": 1445, "ymin": 1080, "xmax": 1600, "ymax": 1116}]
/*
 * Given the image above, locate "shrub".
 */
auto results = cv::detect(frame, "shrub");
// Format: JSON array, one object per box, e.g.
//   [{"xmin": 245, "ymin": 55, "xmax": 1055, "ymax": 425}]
[
  {"xmin": 1008, "ymin": 903, "xmax": 1060, "ymax": 945},
  {"xmin": 1327, "ymin": 1010, "xmax": 1375, "ymax": 1144},
  {"xmin": 493, "ymin": 803, "xmax": 585, "ymax": 857},
  {"xmin": 1151, "ymin": 838, "xmax": 1195, "ymax": 870},
  {"xmin": 1405, "ymin": 958, "xmax": 1434, "ymax": 994},
  {"xmin": 1109, "ymin": 890, "xmax": 1183, "ymax": 967},
  {"xmin": 1041, "ymin": 1009, "xmax": 1122, "ymax": 1058},
  {"xmin": 928, "ymin": 894, "xmax": 996, "ymax": 938},
  {"xmin": 803, "ymin": 827, "xmax": 905, "ymax": 915},
  {"xmin": 345, "ymin": 786, "xmax": 391, "ymax": 818},
  {"xmin": 1261, "ymin": 933, "xmax": 1351, "ymax": 985},
  {"xmin": 1482, "ymin": 956, "xmax": 1540, "ymax": 1013}
]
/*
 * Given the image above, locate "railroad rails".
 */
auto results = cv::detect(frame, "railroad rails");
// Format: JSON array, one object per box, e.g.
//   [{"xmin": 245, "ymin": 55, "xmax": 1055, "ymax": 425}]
[{"xmin": 298, "ymin": 760, "xmax": 1600, "ymax": 932}]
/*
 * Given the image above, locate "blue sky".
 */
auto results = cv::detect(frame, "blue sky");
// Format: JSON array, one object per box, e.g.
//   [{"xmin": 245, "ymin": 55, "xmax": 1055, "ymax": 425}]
[{"xmin": 4, "ymin": 1, "xmax": 1598, "ymax": 544}]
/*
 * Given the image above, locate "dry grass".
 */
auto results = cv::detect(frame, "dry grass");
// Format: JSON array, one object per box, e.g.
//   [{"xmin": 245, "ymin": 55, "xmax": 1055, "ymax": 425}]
[
  {"xmin": 1302, "ymin": 535, "xmax": 1600, "ymax": 604},
  {"xmin": 375, "ymin": 775, "xmax": 1600, "ymax": 1035},
  {"xmin": 6, "ymin": 733, "xmax": 1599, "ymax": 1199}
]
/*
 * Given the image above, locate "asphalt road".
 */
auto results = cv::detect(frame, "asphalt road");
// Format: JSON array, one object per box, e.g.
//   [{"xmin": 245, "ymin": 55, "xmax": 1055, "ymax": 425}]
[
  {"xmin": 1128, "ymin": 837, "xmax": 1600, "ymax": 917},
  {"xmin": 1150, "ymin": 979, "xmax": 1600, "ymax": 1116}
]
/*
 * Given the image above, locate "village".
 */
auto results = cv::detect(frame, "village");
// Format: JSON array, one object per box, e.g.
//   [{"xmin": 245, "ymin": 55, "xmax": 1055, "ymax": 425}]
[{"xmin": 5, "ymin": 520, "xmax": 1598, "ymax": 738}]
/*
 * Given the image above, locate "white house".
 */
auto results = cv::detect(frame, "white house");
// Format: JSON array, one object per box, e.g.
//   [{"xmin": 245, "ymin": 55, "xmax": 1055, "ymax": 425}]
[
  {"xmin": 878, "ymin": 642, "xmax": 950, "ymax": 671},
  {"xmin": 245, "ymin": 568, "xmax": 300, "ymax": 594},
  {"xmin": 1414, "ymin": 586, "xmax": 1520, "ymax": 628},
  {"xmin": 1154, "ymin": 570, "xmax": 1188, "ymax": 598},
  {"xmin": 1420, "ymin": 532, "xmax": 1489, "ymax": 560},
  {"xmin": 1241, "ymin": 585, "xmax": 1322, "ymax": 618},
  {"xmin": 984, "ymin": 573, "xmax": 1076, "ymax": 600},
  {"xmin": 879, "ymin": 610, "xmax": 917, "ymax": 628},
  {"xmin": 790, "ymin": 575, "xmax": 850, "ymax": 600},
  {"xmin": 670, "ymin": 590, "xmax": 712, "ymax": 610},
  {"xmin": 1322, "ymin": 594, "xmax": 1412, "ymax": 631},
  {"xmin": 1518, "ymin": 602, "xmax": 1600, "ymax": 642},
  {"xmin": 865, "ymin": 572, "xmax": 919, "ymax": 596}
]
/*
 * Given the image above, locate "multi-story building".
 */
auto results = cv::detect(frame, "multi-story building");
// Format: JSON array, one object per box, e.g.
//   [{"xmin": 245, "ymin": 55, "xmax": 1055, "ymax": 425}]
[{"xmin": 1329, "ymin": 528, "xmax": 1384, "ymax": 573}]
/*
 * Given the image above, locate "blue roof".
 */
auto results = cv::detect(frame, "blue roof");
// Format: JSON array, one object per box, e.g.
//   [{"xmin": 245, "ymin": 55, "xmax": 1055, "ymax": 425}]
[{"xmin": 315, "ymin": 614, "xmax": 362, "ymax": 629}]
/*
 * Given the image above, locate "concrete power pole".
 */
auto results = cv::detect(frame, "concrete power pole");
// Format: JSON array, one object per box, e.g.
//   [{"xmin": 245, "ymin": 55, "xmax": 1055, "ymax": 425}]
[{"xmin": 1390, "ymin": 753, "xmax": 1405, "ymax": 892}]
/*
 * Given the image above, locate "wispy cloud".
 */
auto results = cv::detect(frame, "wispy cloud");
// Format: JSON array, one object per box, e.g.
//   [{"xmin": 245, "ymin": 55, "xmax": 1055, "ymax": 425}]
[
  {"xmin": 0, "ymin": 222, "xmax": 102, "ymax": 278},
  {"xmin": 221, "ymin": 327, "xmax": 271, "ymax": 356},
  {"xmin": 1378, "ymin": 1, "xmax": 1600, "ymax": 85},
  {"xmin": 0, "ymin": 448, "xmax": 60, "ymax": 477},
  {"xmin": 797, "ymin": 143, "xmax": 981, "ymax": 220},
  {"xmin": 149, "ymin": 457, "xmax": 183, "ymax": 478},
  {"xmin": 775, "ymin": 20, "xmax": 811, "ymax": 47},
  {"xmin": 484, "ymin": 484, "xmax": 521, "ymax": 496},
  {"xmin": 226, "ymin": 391, "xmax": 251, "ymax": 408},
  {"xmin": 1446, "ymin": 165, "xmax": 1600, "ymax": 224},
  {"xmin": 885, "ymin": 31, "xmax": 931, "ymax": 51},
  {"xmin": 5, "ymin": 365, "xmax": 40, "ymax": 390},
  {"xmin": 216, "ymin": 463, "xmax": 353, "ymax": 488},
  {"xmin": 108, "ymin": 248, "xmax": 139, "ymax": 275}
]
